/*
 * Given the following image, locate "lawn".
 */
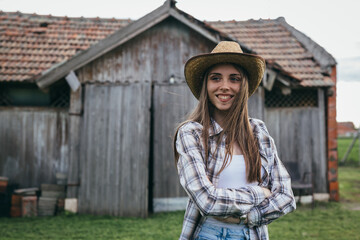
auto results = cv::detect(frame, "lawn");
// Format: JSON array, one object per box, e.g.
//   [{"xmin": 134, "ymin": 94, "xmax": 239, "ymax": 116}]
[
  {"xmin": 1, "ymin": 166, "xmax": 359, "ymax": 239},
  {"xmin": 338, "ymin": 137, "xmax": 360, "ymax": 165}
]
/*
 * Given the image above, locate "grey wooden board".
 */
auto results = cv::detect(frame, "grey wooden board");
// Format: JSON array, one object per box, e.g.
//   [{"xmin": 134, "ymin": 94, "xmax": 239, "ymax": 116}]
[
  {"xmin": 152, "ymin": 83, "xmax": 197, "ymax": 199},
  {"xmin": 264, "ymin": 101, "xmax": 327, "ymax": 193},
  {"xmin": 69, "ymin": 86, "xmax": 82, "ymax": 114},
  {"xmin": 41, "ymin": 184, "xmax": 65, "ymax": 192},
  {"xmin": 41, "ymin": 191, "xmax": 66, "ymax": 198},
  {"xmin": 153, "ymin": 197, "xmax": 188, "ymax": 212},
  {"xmin": 67, "ymin": 114, "xmax": 81, "ymax": 198},
  {"xmin": 78, "ymin": 83, "xmax": 151, "ymax": 217},
  {"xmin": 248, "ymin": 86, "xmax": 264, "ymax": 120},
  {"xmin": 0, "ymin": 108, "xmax": 69, "ymax": 188}
]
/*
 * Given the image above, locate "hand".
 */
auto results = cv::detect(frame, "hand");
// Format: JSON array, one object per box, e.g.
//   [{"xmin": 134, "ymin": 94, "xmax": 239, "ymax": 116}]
[{"xmin": 262, "ymin": 187, "xmax": 271, "ymax": 198}]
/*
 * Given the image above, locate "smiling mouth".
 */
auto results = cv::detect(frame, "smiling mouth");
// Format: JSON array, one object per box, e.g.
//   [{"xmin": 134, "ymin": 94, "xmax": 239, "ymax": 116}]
[{"xmin": 216, "ymin": 94, "xmax": 234, "ymax": 102}]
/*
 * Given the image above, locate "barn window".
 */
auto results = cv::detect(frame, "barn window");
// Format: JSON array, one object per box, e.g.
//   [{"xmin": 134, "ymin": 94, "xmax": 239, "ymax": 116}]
[
  {"xmin": 0, "ymin": 81, "xmax": 70, "ymax": 108},
  {"xmin": 265, "ymin": 88, "xmax": 318, "ymax": 108}
]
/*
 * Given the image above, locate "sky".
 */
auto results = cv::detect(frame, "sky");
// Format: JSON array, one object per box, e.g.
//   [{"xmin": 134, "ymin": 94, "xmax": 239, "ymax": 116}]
[{"xmin": 1, "ymin": 0, "xmax": 360, "ymax": 126}]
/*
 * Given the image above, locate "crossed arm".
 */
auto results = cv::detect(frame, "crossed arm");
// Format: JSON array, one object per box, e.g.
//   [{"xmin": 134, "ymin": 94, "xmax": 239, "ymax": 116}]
[{"xmin": 176, "ymin": 125, "xmax": 296, "ymax": 227}]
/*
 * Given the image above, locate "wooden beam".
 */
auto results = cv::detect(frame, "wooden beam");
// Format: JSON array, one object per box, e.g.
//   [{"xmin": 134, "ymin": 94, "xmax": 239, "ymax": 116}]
[
  {"xmin": 65, "ymin": 71, "xmax": 80, "ymax": 92},
  {"xmin": 340, "ymin": 131, "xmax": 360, "ymax": 163},
  {"xmin": 263, "ymin": 69, "xmax": 276, "ymax": 91},
  {"xmin": 169, "ymin": 8, "xmax": 221, "ymax": 44}
]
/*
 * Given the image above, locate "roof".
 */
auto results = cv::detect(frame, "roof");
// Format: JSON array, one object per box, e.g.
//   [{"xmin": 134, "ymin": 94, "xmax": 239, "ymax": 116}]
[
  {"xmin": 35, "ymin": 0, "xmax": 234, "ymax": 88},
  {"xmin": 0, "ymin": 1, "xmax": 336, "ymax": 88},
  {"xmin": 337, "ymin": 121, "xmax": 358, "ymax": 136},
  {"xmin": 0, "ymin": 10, "xmax": 130, "ymax": 82},
  {"xmin": 208, "ymin": 18, "xmax": 335, "ymax": 87}
]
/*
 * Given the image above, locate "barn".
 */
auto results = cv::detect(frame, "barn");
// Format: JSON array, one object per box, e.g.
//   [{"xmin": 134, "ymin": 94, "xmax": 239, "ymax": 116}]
[{"xmin": 0, "ymin": 0, "xmax": 338, "ymax": 217}]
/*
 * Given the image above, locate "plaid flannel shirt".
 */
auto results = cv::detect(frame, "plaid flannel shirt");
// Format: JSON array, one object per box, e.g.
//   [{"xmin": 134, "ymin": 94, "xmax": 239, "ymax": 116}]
[{"xmin": 176, "ymin": 118, "xmax": 296, "ymax": 240}]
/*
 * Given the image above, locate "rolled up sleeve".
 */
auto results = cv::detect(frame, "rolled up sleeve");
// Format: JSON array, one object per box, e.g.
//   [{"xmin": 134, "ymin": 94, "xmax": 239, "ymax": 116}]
[
  {"xmin": 247, "ymin": 137, "xmax": 296, "ymax": 227},
  {"xmin": 176, "ymin": 124, "xmax": 266, "ymax": 218}
]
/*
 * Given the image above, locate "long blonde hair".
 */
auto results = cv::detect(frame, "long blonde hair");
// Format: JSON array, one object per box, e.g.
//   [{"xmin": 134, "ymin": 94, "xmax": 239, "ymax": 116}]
[{"xmin": 174, "ymin": 64, "xmax": 262, "ymax": 183}]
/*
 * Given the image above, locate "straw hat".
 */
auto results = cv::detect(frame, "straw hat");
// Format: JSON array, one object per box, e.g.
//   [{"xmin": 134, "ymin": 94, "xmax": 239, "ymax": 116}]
[{"xmin": 184, "ymin": 41, "xmax": 266, "ymax": 99}]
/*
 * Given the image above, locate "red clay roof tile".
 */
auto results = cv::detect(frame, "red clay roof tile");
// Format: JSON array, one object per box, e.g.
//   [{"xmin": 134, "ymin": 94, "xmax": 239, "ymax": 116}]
[
  {"xmin": 207, "ymin": 19, "xmax": 332, "ymax": 87},
  {"xmin": 0, "ymin": 11, "xmax": 333, "ymax": 87},
  {"xmin": 0, "ymin": 11, "xmax": 130, "ymax": 82}
]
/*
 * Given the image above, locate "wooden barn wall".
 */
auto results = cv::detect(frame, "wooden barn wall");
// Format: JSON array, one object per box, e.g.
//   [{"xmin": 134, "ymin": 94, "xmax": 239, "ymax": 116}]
[
  {"xmin": 264, "ymin": 89, "xmax": 327, "ymax": 192},
  {"xmin": 248, "ymin": 87, "xmax": 264, "ymax": 120},
  {"xmin": 78, "ymin": 83, "xmax": 151, "ymax": 217},
  {"xmin": 0, "ymin": 109, "xmax": 69, "ymax": 188},
  {"xmin": 77, "ymin": 18, "xmax": 216, "ymax": 213},
  {"xmin": 152, "ymin": 83, "xmax": 197, "ymax": 210},
  {"xmin": 151, "ymin": 86, "xmax": 264, "ymax": 212},
  {"xmin": 78, "ymin": 17, "xmax": 215, "ymax": 84}
]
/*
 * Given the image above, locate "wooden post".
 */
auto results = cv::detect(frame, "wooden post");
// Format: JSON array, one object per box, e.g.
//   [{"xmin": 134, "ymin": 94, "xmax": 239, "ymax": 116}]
[
  {"xmin": 358, "ymin": 130, "xmax": 360, "ymax": 166},
  {"xmin": 67, "ymin": 85, "xmax": 83, "ymax": 198},
  {"xmin": 340, "ymin": 133, "xmax": 359, "ymax": 163}
]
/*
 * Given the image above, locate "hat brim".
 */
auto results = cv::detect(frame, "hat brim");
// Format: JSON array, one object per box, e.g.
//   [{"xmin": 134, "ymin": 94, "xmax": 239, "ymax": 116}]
[{"xmin": 184, "ymin": 52, "xmax": 266, "ymax": 99}]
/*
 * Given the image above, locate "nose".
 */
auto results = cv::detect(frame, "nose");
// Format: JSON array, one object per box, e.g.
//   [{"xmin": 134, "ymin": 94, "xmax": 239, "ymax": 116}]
[{"xmin": 219, "ymin": 79, "xmax": 230, "ymax": 91}]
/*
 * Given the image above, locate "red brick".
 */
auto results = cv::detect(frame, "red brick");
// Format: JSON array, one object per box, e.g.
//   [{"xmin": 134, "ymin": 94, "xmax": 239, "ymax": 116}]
[
  {"xmin": 11, "ymin": 195, "xmax": 22, "ymax": 207},
  {"xmin": 10, "ymin": 206, "xmax": 21, "ymax": 217},
  {"xmin": 329, "ymin": 181, "xmax": 339, "ymax": 201},
  {"xmin": 21, "ymin": 196, "xmax": 37, "ymax": 217},
  {"xmin": 328, "ymin": 167, "xmax": 337, "ymax": 182}
]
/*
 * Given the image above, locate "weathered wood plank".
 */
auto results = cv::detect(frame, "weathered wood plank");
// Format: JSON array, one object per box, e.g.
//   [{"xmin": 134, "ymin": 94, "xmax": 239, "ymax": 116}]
[
  {"xmin": 248, "ymin": 86, "xmax": 264, "ymax": 119},
  {"xmin": 0, "ymin": 109, "xmax": 69, "ymax": 188},
  {"xmin": 67, "ymin": 86, "xmax": 83, "ymax": 198},
  {"xmin": 152, "ymin": 83, "xmax": 197, "ymax": 202},
  {"xmin": 265, "ymin": 104, "xmax": 327, "ymax": 193},
  {"xmin": 78, "ymin": 83, "xmax": 151, "ymax": 217},
  {"xmin": 78, "ymin": 18, "xmax": 214, "ymax": 84}
]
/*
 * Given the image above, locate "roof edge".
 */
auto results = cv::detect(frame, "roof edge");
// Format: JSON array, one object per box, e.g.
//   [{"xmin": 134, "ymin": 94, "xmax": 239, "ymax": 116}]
[
  {"xmin": 36, "ymin": 0, "xmax": 237, "ymax": 89},
  {"xmin": 36, "ymin": 1, "xmax": 174, "ymax": 89},
  {"xmin": 277, "ymin": 17, "xmax": 337, "ymax": 69}
]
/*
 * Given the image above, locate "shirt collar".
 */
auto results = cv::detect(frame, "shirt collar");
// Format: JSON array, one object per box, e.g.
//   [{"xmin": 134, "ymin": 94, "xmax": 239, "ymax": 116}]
[{"xmin": 209, "ymin": 118, "xmax": 223, "ymax": 137}]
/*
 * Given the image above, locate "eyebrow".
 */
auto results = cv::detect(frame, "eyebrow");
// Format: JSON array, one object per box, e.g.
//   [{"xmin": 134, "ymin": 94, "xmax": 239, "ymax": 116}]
[{"xmin": 209, "ymin": 73, "xmax": 241, "ymax": 77}]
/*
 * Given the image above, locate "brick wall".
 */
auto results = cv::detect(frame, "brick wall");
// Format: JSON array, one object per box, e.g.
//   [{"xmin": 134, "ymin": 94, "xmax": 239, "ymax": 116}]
[{"xmin": 328, "ymin": 65, "xmax": 339, "ymax": 201}]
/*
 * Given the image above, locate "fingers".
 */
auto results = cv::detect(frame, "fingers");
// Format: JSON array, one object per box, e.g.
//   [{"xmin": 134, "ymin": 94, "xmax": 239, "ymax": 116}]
[{"xmin": 262, "ymin": 187, "xmax": 271, "ymax": 197}]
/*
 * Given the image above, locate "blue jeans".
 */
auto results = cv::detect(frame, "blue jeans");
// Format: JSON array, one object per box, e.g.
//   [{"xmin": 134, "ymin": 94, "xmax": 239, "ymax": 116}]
[{"xmin": 196, "ymin": 221, "xmax": 250, "ymax": 240}]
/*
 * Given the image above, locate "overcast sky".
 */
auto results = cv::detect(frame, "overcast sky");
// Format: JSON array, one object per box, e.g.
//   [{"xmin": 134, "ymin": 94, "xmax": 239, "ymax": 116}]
[{"xmin": 1, "ymin": 0, "xmax": 359, "ymax": 126}]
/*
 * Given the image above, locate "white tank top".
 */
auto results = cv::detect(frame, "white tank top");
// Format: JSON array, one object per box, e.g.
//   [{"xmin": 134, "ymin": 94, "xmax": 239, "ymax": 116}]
[
  {"xmin": 217, "ymin": 155, "xmax": 259, "ymax": 188},
  {"xmin": 206, "ymin": 155, "xmax": 262, "ymax": 228}
]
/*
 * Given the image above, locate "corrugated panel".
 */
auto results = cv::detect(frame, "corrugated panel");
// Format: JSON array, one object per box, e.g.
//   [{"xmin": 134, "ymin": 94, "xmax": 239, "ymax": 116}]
[
  {"xmin": 78, "ymin": 83, "xmax": 151, "ymax": 217},
  {"xmin": 0, "ymin": 109, "xmax": 69, "ymax": 187}
]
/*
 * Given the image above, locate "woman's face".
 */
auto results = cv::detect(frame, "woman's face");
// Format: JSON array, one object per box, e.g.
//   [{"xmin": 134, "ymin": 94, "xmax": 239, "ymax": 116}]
[{"xmin": 207, "ymin": 64, "xmax": 242, "ymax": 114}]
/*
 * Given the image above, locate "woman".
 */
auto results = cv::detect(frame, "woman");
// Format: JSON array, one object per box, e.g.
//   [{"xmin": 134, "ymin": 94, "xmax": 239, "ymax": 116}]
[{"xmin": 174, "ymin": 41, "xmax": 296, "ymax": 240}]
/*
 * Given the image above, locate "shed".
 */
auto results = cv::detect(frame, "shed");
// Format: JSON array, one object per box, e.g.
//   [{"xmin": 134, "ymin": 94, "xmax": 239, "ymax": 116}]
[{"xmin": 0, "ymin": 0, "xmax": 338, "ymax": 217}]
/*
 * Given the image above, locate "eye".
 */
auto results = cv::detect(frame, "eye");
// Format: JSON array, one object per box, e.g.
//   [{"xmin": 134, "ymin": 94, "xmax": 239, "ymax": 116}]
[
  {"xmin": 230, "ymin": 76, "xmax": 241, "ymax": 82},
  {"xmin": 209, "ymin": 75, "xmax": 221, "ymax": 81}
]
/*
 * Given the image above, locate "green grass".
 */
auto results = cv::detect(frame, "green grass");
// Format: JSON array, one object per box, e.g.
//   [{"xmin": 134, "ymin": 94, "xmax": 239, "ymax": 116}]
[
  {"xmin": 338, "ymin": 166, "xmax": 360, "ymax": 203},
  {"xmin": 338, "ymin": 137, "xmax": 360, "ymax": 165},
  {"xmin": 268, "ymin": 202, "xmax": 360, "ymax": 240},
  {"xmin": 0, "ymin": 211, "xmax": 184, "ymax": 239},
  {"xmin": 270, "ymin": 165, "xmax": 360, "ymax": 240},
  {"xmin": 1, "ymin": 167, "xmax": 359, "ymax": 239}
]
